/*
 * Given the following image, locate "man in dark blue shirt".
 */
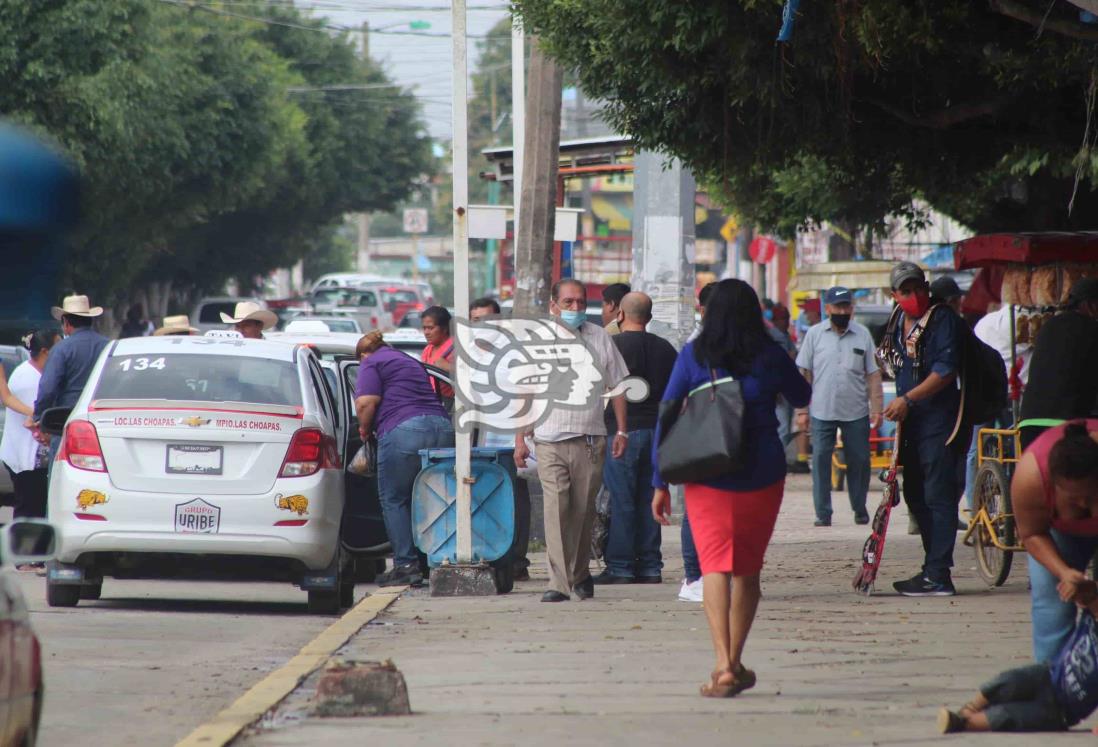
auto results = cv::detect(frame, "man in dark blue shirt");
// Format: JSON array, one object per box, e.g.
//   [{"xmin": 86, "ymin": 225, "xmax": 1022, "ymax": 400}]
[
  {"xmin": 33, "ymin": 295, "xmax": 109, "ymax": 463},
  {"xmin": 880, "ymin": 262, "xmax": 966, "ymax": 597}
]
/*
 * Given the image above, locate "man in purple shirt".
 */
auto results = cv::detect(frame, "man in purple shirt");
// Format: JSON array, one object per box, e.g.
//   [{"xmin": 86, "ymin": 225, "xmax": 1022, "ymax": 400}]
[{"xmin": 355, "ymin": 331, "xmax": 453, "ymax": 587}]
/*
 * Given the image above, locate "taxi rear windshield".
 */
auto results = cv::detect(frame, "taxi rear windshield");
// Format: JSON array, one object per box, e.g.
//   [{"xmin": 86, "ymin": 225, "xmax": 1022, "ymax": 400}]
[{"xmin": 94, "ymin": 354, "xmax": 302, "ymax": 406}]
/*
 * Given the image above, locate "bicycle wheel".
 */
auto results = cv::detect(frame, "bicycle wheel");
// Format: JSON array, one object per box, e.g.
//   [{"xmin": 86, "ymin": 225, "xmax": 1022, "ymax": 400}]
[{"xmin": 973, "ymin": 461, "xmax": 1014, "ymax": 587}]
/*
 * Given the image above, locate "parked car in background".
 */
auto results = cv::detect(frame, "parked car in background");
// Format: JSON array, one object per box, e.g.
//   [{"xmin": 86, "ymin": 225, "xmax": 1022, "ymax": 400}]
[
  {"xmin": 0, "ymin": 519, "xmax": 57, "ymax": 746},
  {"xmin": 0, "ymin": 344, "xmax": 30, "ymax": 504},
  {"xmin": 308, "ymin": 287, "xmax": 387, "ymax": 332},
  {"xmin": 283, "ymin": 316, "xmax": 362, "ymax": 335},
  {"xmin": 190, "ymin": 296, "xmax": 268, "ymax": 333}
]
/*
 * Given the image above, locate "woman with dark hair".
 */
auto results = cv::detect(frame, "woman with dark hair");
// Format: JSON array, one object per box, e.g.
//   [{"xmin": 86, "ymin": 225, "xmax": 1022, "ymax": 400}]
[
  {"xmin": 652, "ymin": 279, "xmax": 811, "ymax": 697},
  {"xmin": 355, "ymin": 330, "xmax": 455, "ymax": 588},
  {"xmin": 1013, "ymin": 420, "xmax": 1098, "ymax": 662},
  {"xmin": 420, "ymin": 306, "xmax": 454, "ymax": 399},
  {"xmin": 0, "ymin": 330, "xmax": 60, "ymax": 529}
]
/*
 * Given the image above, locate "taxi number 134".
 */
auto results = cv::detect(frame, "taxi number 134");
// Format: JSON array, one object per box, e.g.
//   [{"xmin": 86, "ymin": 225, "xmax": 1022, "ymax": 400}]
[{"xmin": 118, "ymin": 357, "xmax": 166, "ymax": 372}]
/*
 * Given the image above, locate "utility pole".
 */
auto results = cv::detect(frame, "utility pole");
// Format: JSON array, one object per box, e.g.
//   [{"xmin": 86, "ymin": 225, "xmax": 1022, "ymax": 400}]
[
  {"xmin": 511, "ymin": 17, "xmax": 525, "ymax": 292},
  {"xmin": 451, "ymin": 0, "xmax": 473, "ymax": 565},
  {"xmin": 513, "ymin": 38, "xmax": 562, "ymax": 316}
]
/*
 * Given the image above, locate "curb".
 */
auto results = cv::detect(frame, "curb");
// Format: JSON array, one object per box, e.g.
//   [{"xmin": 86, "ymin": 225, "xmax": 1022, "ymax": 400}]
[{"xmin": 173, "ymin": 587, "xmax": 406, "ymax": 747}]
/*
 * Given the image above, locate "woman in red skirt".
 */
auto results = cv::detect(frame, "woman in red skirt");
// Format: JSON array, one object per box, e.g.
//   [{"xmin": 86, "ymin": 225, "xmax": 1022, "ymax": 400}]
[{"xmin": 652, "ymin": 279, "xmax": 811, "ymax": 697}]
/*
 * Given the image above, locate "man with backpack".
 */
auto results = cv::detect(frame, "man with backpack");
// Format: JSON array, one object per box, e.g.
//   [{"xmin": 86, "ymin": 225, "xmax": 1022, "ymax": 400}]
[{"xmin": 878, "ymin": 262, "xmax": 981, "ymax": 597}]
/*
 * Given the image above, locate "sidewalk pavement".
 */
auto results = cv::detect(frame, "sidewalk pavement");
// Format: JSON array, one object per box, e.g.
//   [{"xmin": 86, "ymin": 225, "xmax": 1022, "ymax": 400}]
[{"xmin": 240, "ymin": 474, "xmax": 1095, "ymax": 746}]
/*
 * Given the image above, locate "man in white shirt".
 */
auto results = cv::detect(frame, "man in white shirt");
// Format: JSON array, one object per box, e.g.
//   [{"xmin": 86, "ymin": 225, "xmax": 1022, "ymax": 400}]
[{"xmin": 514, "ymin": 279, "xmax": 630, "ymax": 602}]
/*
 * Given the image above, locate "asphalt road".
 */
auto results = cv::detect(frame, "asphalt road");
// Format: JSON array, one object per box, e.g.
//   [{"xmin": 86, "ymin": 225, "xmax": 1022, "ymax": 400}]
[{"xmin": 13, "ymin": 573, "xmax": 352, "ymax": 747}]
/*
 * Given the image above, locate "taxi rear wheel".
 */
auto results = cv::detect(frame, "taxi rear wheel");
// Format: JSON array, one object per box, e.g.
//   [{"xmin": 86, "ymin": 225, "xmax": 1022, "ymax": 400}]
[{"xmin": 46, "ymin": 581, "xmax": 81, "ymax": 608}]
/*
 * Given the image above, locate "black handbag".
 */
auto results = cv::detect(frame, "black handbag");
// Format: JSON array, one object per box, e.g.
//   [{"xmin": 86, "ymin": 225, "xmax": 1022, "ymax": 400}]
[{"xmin": 656, "ymin": 369, "xmax": 746, "ymax": 485}]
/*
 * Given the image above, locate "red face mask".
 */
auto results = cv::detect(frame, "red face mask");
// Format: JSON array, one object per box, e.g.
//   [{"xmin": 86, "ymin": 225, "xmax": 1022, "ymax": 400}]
[{"xmin": 897, "ymin": 289, "xmax": 930, "ymax": 318}]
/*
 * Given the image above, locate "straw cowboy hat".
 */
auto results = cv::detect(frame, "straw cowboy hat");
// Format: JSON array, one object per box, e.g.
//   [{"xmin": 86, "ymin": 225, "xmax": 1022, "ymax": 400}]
[
  {"xmin": 219, "ymin": 301, "xmax": 277, "ymax": 329},
  {"xmin": 51, "ymin": 294, "xmax": 103, "ymax": 320},
  {"xmin": 153, "ymin": 314, "xmax": 199, "ymax": 336}
]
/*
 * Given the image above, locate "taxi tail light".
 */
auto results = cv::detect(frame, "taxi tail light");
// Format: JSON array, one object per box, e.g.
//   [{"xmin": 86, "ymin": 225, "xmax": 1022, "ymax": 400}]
[
  {"xmin": 279, "ymin": 428, "xmax": 338, "ymax": 477},
  {"xmin": 59, "ymin": 420, "xmax": 107, "ymax": 472}
]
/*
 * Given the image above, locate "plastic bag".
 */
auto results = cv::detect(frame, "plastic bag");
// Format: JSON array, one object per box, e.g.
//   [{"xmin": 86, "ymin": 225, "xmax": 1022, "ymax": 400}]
[{"xmin": 348, "ymin": 440, "xmax": 377, "ymax": 476}]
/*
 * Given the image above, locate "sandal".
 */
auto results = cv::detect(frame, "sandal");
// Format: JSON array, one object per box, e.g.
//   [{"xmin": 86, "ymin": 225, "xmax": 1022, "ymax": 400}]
[{"xmin": 699, "ymin": 665, "xmax": 756, "ymax": 698}]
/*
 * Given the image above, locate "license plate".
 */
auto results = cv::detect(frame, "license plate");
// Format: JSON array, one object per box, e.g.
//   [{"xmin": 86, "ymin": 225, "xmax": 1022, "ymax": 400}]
[
  {"xmin": 175, "ymin": 498, "xmax": 221, "ymax": 534},
  {"xmin": 166, "ymin": 444, "xmax": 223, "ymax": 475}
]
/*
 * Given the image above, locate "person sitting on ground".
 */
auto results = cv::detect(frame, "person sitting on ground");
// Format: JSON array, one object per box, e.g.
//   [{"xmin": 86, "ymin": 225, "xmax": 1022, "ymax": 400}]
[{"xmin": 939, "ymin": 588, "xmax": 1098, "ymax": 733}]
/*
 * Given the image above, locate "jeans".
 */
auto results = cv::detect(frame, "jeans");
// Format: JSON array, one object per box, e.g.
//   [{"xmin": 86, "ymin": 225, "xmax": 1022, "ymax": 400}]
[
  {"xmin": 602, "ymin": 429, "xmax": 661, "ymax": 577},
  {"xmin": 980, "ymin": 663, "xmax": 1067, "ymax": 731},
  {"xmin": 681, "ymin": 509, "xmax": 701, "ymax": 583},
  {"xmin": 1028, "ymin": 529, "xmax": 1098, "ymax": 663},
  {"xmin": 810, "ymin": 416, "xmax": 870, "ymax": 521},
  {"xmin": 376, "ymin": 415, "xmax": 455, "ymax": 567},
  {"xmin": 899, "ymin": 425, "xmax": 968, "ymax": 583},
  {"xmin": 964, "ymin": 409, "xmax": 1013, "ymax": 510}
]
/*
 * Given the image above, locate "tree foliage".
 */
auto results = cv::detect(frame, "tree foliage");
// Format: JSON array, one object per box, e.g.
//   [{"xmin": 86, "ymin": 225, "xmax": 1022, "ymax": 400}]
[
  {"xmin": 0, "ymin": 0, "xmax": 430, "ymax": 309},
  {"xmin": 514, "ymin": 0, "xmax": 1098, "ymax": 235}
]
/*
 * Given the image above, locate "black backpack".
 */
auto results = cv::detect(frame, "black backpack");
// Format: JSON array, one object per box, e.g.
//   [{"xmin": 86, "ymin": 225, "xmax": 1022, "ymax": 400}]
[{"xmin": 956, "ymin": 316, "xmax": 1009, "ymax": 427}]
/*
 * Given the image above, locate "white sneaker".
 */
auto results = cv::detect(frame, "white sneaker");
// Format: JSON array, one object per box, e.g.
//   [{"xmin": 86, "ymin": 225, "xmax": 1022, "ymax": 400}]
[{"xmin": 677, "ymin": 578, "xmax": 703, "ymax": 602}]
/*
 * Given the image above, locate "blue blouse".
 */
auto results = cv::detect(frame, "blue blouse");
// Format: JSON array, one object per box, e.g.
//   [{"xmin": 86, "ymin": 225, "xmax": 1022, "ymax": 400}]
[{"xmin": 652, "ymin": 340, "xmax": 812, "ymax": 491}]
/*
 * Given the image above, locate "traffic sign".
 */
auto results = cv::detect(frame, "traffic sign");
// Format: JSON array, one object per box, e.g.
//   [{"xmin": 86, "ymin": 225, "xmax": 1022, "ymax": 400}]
[
  {"xmin": 719, "ymin": 216, "xmax": 738, "ymax": 244},
  {"xmin": 749, "ymin": 235, "xmax": 778, "ymax": 264},
  {"xmin": 402, "ymin": 208, "xmax": 429, "ymax": 234}
]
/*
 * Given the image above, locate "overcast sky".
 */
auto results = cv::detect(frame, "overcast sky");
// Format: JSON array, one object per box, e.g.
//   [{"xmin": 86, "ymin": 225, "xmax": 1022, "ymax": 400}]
[{"xmin": 298, "ymin": 1, "xmax": 511, "ymax": 138}]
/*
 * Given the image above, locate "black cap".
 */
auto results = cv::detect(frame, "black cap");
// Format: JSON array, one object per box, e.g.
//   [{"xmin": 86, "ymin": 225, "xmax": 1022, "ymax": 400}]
[
  {"xmin": 930, "ymin": 276, "xmax": 963, "ymax": 300},
  {"xmin": 1068, "ymin": 276, "xmax": 1098, "ymax": 306},
  {"xmin": 890, "ymin": 261, "xmax": 926, "ymax": 290}
]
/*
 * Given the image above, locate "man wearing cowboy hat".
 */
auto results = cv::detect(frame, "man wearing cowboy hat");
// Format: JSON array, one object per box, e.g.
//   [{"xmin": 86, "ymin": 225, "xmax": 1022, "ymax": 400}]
[
  {"xmin": 33, "ymin": 295, "xmax": 110, "ymax": 460},
  {"xmin": 220, "ymin": 301, "xmax": 277, "ymax": 340},
  {"xmin": 153, "ymin": 315, "xmax": 199, "ymax": 336}
]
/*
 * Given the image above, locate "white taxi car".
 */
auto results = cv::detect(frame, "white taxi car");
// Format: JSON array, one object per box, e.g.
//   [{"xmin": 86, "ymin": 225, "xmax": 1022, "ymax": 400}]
[{"xmin": 42, "ymin": 335, "xmax": 352, "ymax": 613}]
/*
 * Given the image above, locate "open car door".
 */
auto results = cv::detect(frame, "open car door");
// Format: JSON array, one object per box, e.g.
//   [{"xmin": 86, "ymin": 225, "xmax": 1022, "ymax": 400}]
[{"xmin": 335, "ymin": 357, "xmax": 454, "ymax": 558}]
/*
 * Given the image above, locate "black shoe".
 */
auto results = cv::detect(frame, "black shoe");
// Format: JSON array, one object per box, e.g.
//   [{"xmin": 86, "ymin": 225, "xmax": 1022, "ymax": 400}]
[
  {"xmin": 572, "ymin": 576, "xmax": 594, "ymax": 600},
  {"xmin": 632, "ymin": 575, "xmax": 663, "ymax": 584},
  {"xmin": 892, "ymin": 574, "xmax": 955, "ymax": 597},
  {"xmin": 814, "ymin": 518, "xmax": 831, "ymax": 527},
  {"xmin": 541, "ymin": 590, "xmax": 569, "ymax": 603},
  {"xmin": 854, "ymin": 514, "xmax": 870, "ymax": 525},
  {"xmin": 592, "ymin": 570, "xmax": 633, "ymax": 585},
  {"xmin": 513, "ymin": 567, "xmax": 531, "ymax": 582},
  {"xmin": 376, "ymin": 563, "xmax": 423, "ymax": 588}
]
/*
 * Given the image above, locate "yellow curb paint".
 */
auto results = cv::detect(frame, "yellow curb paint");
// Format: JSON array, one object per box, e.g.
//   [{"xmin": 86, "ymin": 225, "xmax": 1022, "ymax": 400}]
[{"xmin": 173, "ymin": 587, "xmax": 406, "ymax": 747}]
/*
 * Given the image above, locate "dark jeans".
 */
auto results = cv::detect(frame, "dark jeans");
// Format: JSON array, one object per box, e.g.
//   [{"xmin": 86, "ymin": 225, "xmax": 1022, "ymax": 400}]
[
  {"xmin": 682, "ymin": 508, "xmax": 701, "ymax": 583},
  {"xmin": 899, "ymin": 424, "xmax": 968, "ymax": 583},
  {"xmin": 5, "ymin": 465, "xmax": 47, "ymax": 519},
  {"xmin": 376, "ymin": 415, "xmax": 455, "ymax": 567},
  {"xmin": 602, "ymin": 429, "xmax": 661, "ymax": 577},
  {"xmin": 980, "ymin": 663, "xmax": 1067, "ymax": 731},
  {"xmin": 810, "ymin": 416, "xmax": 870, "ymax": 522}
]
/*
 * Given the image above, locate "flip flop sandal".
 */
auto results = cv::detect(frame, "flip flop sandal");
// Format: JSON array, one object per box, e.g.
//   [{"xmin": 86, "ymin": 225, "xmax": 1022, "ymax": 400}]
[{"xmin": 700, "ymin": 669, "xmax": 737, "ymax": 698}]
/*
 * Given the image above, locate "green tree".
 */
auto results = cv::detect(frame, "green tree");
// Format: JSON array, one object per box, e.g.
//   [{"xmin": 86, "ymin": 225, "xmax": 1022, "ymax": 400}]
[{"xmin": 514, "ymin": 0, "xmax": 1098, "ymax": 235}]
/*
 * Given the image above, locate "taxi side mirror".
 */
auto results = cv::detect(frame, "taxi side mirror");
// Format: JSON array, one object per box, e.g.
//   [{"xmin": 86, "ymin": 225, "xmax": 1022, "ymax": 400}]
[
  {"xmin": 39, "ymin": 406, "xmax": 72, "ymax": 437},
  {"xmin": 1, "ymin": 520, "xmax": 56, "ymax": 566}
]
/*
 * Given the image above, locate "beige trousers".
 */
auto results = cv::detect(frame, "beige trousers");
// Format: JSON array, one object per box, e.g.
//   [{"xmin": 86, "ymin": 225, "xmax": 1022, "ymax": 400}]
[{"xmin": 534, "ymin": 436, "xmax": 607, "ymax": 595}]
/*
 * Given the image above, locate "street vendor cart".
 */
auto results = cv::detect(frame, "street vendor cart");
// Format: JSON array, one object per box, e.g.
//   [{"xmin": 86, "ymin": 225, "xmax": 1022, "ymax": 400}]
[{"xmin": 955, "ymin": 232, "xmax": 1098, "ymax": 586}]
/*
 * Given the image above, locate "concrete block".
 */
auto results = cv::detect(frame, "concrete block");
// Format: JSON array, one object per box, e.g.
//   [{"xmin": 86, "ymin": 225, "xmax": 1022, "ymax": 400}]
[
  {"xmin": 429, "ymin": 563, "xmax": 498, "ymax": 596},
  {"xmin": 312, "ymin": 659, "xmax": 411, "ymax": 717}
]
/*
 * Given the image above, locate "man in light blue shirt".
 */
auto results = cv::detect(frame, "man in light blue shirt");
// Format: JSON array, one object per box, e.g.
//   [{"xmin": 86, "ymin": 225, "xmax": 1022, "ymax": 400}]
[{"xmin": 795, "ymin": 287, "xmax": 883, "ymax": 527}]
